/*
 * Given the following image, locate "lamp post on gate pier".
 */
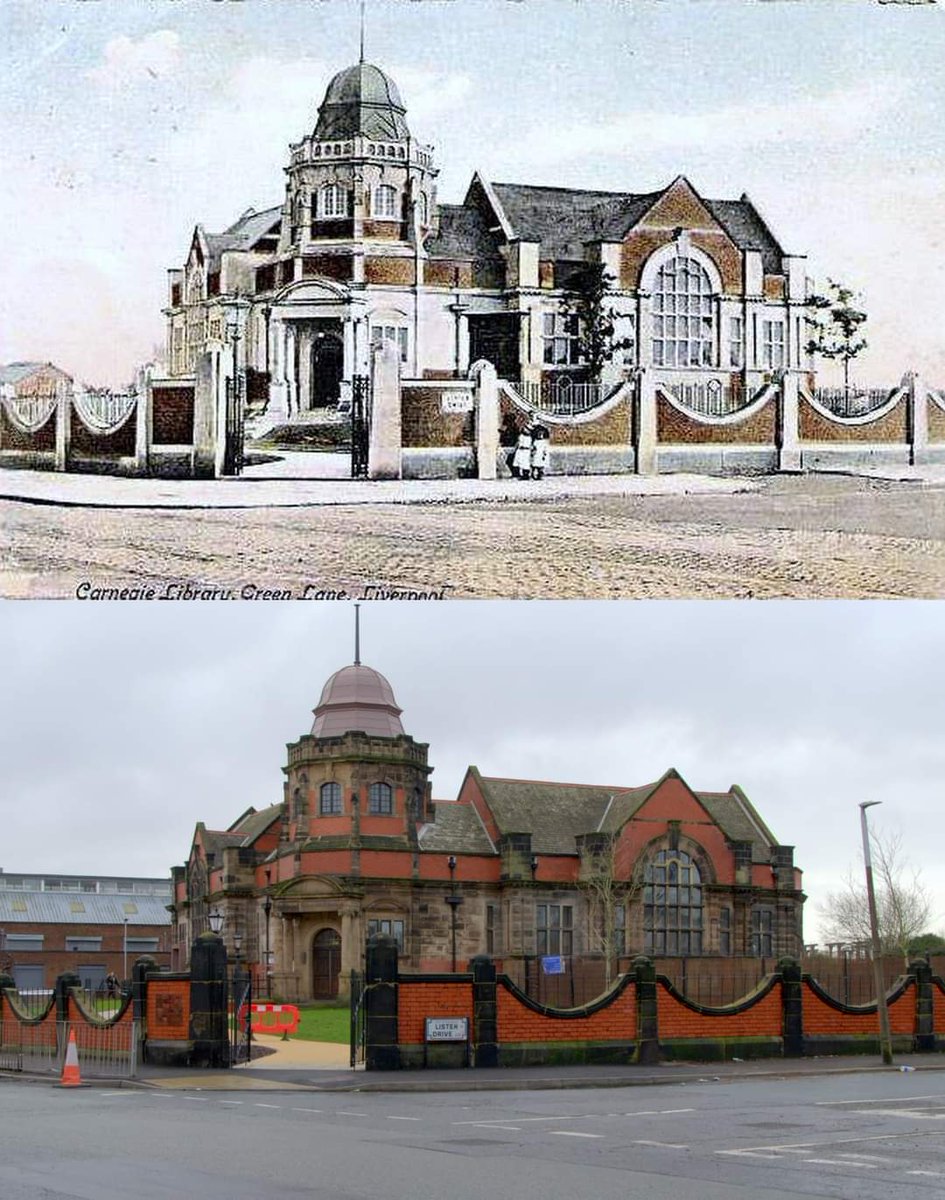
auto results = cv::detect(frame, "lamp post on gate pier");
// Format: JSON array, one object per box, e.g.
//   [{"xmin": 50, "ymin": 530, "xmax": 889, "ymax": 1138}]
[
  {"xmin": 445, "ymin": 856, "xmax": 463, "ymax": 973},
  {"xmin": 264, "ymin": 870, "xmax": 273, "ymax": 1000},
  {"xmin": 859, "ymin": 801, "xmax": 894, "ymax": 1065}
]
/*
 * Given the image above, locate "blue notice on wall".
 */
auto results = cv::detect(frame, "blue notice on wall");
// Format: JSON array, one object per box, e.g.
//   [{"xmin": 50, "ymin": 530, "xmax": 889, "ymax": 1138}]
[{"xmin": 541, "ymin": 956, "xmax": 565, "ymax": 975}]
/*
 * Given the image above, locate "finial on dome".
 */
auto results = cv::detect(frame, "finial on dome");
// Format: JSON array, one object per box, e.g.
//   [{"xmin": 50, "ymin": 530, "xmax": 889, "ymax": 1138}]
[
  {"xmin": 359, "ymin": 0, "xmax": 366, "ymax": 63},
  {"xmin": 354, "ymin": 603, "xmax": 361, "ymax": 666}
]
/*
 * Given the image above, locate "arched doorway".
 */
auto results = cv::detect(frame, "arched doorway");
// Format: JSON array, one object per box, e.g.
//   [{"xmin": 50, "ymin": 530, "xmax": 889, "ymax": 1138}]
[
  {"xmin": 311, "ymin": 334, "xmax": 343, "ymax": 408},
  {"xmin": 312, "ymin": 927, "xmax": 342, "ymax": 998}
]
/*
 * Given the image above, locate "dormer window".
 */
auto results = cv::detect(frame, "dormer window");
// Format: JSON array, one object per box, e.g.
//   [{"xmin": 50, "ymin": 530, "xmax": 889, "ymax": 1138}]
[
  {"xmin": 372, "ymin": 184, "xmax": 398, "ymax": 220},
  {"xmin": 319, "ymin": 183, "xmax": 351, "ymax": 220}
]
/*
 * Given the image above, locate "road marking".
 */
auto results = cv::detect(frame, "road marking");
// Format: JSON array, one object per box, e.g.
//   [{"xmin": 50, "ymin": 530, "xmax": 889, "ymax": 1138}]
[
  {"xmin": 551, "ymin": 1131, "xmax": 603, "ymax": 1139},
  {"xmin": 850, "ymin": 1108, "xmax": 945, "ymax": 1120},
  {"xmin": 474, "ymin": 1125, "xmax": 521, "ymax": 1131},
  {"xmin": 387, "ymin": 1116, "xmax": 422, "ymax": 1121},
  {"xmin": 219, "ymin": 1101, "xmax": 243, "ymax": 1106},
  {"xmin": 101, "ymin": 1092, "xmax": 131, "ymax": 1097},
  {"xmin": 817, "ymin": 1094, "xmax": 945, "ymax": 1106},
  {"xmin": 719, "ymin": 1130, "xmax": 942, "ymax": 1156},
  {"xmin": 254, "ymin": 1103, "xmax": 281, "ymax": 1109},
  {"xmin": 908, "ymin": 1170, "xmax": 945, "ymax": 1177},
  {"xmin": 803, "ymin": 1159, "xmax": 876, "ymax": 1168},
  {"xmin": 336, "ymin": 1110, "xmax": 368, "ymax": 1117},
  {"xmin": 837, "ymin": 1153, "xmax": 895, "ymax": 1163},
  {"xmin": 182, "ymin": 1096, "xmax": 208, "ymax": 1101},
  {"xmin": 291, "ymin": 1108, "xmax": 323, "ymax": 1113},
  {"xmin": 658, "ymin": 1108, "xmax": 695, "ymax": 1115},
  {"xmin": 633, "ymin": 1140, "xmax": 689, "ymax": 1149}
]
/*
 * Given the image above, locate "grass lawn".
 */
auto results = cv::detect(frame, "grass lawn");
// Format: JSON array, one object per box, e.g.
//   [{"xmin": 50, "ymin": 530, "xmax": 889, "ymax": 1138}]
[{"xmin": 285, "ymin": 1004, "xmax": 350, "ymax": 1044}]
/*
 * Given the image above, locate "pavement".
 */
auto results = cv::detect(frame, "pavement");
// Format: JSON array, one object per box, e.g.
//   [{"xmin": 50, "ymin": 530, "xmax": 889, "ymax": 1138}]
[
  {"xmin": 7, "ymin": 1036, "xmax": 936, "ymax": 1094},
  {"xmin": 1, "ymin": 453, "xmax": 943, "ymax": 511}
]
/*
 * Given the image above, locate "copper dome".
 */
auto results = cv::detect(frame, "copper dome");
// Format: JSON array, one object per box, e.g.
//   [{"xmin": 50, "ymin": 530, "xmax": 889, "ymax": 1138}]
[{"xmin": 311, "ymin": 663, "xmax": 404, "ymax": 738}]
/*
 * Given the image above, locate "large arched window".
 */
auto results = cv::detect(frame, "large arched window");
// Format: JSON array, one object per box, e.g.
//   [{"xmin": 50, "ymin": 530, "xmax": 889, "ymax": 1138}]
[
  {"xmin": 368, "ymin": 782, "xmax": 393, "ymax": 815},
  {"xmin": 372, "ymin": 184, "xmax": 398, "ymax": 220},
  {"xmin": 319, "ymin": 183, "xmax": 350, "ymax": 219},
  {"xmin": 319, "ymin": 781, "xmax": 342, "ymax": 815},
  {"xmin": 643, "ymin": 848, "xmax": 703, "ymax": 955},
  {"xmin": 652, "ymin": 256, "xmax": 714, "ymax": 368}
]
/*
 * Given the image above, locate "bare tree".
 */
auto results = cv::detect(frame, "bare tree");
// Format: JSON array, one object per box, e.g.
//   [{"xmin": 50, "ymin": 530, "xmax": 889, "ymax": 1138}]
[
  {"xmin": 579, "ymin": 833, "xmax": 639, "ymax": 987},
  {"xmin": 818, "ymin": 828, "xmax": 932, "ymax": 962}
]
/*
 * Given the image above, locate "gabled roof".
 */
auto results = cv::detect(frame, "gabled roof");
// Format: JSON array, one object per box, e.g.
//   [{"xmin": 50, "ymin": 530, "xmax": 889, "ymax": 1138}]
[
  {"xmin": 475, "ymin": 775, "xmax": 618, "ymax": 854},
  {"xmin": 697, "ymin": 786, "xmax": 778, "ymax": 863},
  {"xmin": 484, "ymin": 179, "xmax": 785, "ymax": 271},
  {"xmin": 194, "ymin": 804, "xmax": 281, "ymax": 860},
  {"xmin": 418, "ymin": 802, "xmax": 495, "ymax": 854},
  {"xmin": 201, "ymin": 207, "xmax": 282, "ymax": 269},
  {"xmin": 425, "ymin": 203, "xmax": 502, "ymax": 262},
  {"xmin": 0, "ymin": 362, "xmax": 59, "ymax": 384}
]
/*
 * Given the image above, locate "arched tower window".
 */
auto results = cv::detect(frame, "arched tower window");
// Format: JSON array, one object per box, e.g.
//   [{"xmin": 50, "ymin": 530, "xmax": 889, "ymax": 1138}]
[
  {"xmin": 319, "ymin": 183, "xmax": 350, "ymax": 220},
  {"xmin": 368, "ymin": 782, "xmax": 393, "ymax": 815},
  {"xmin": 372, "ymin": 184, "xmax": 398, "ymax": 220},
  {"xmin": 319, "ymin": 781, "xmax": 342, "ymax": 815},
  {"xmin": 651, "ymin": 255, "xmax": 714, "ymax": 368},
  {"xmin": 643, "ymin": 848, "xmax": 703, "ymax": 955}
]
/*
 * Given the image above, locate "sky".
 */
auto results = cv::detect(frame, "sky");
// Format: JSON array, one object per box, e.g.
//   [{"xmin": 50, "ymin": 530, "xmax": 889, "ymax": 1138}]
[
  {"xmin": 1, "ymin": 600, "xmax": 942, "ymax": 946},
  {"xmin": 0, "ymin": 0, "xmax": 944, "ymax": 387}
]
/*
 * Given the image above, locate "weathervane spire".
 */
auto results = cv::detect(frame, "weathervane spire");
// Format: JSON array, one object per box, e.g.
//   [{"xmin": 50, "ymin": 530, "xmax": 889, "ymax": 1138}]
[
  {"xmin": 354, "ymin": 602, "xmax": 361, "ymax": 665},
  {"xmin": 359, "ymin": 0, "xmax": 366, "ymax": 63}
]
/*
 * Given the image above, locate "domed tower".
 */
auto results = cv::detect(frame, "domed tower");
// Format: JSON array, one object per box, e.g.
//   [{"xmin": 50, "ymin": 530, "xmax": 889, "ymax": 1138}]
[
  {"xmin": 282, "ymin": 655, "xmax": 433, "ymax": 845},
  {"xmin": 279, "ymin": 59, "xmax": 438, "ymax": 266}
]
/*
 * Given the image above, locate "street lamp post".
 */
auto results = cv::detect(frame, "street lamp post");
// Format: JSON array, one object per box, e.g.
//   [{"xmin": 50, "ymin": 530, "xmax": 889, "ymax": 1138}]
[
  {"xmin": 264, "ymin": 869, "xmax": 273, "ymax": 999},
  {"xmin": 122, "ymin": 918, "xmax": 128, "ymax": 980},
  {"xmin": 445, "ymin": 855, "xmax": 463, "ymax": 973},
  {"xmin": 859, "ymin": 801, "xmax": 894, "ymax": 1065}
]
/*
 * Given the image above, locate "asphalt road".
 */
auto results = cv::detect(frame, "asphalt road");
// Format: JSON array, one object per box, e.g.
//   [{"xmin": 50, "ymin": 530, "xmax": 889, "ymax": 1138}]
[{"xmin": 2, "ymin": 1073, "xmax": 943, "ymax": 1199}]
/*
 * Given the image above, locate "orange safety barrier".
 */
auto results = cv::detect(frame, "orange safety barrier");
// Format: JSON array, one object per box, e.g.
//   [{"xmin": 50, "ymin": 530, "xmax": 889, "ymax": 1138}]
[{"xmin": 250, "ymin": 1003, "xmax": 300, "ymax": 1036}]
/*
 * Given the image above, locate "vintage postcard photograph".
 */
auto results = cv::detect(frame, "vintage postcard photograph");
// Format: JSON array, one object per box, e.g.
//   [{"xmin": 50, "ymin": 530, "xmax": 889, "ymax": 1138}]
[{"xmin": 1, "ymin": 0, "xmax": 944, "ymax": 596}]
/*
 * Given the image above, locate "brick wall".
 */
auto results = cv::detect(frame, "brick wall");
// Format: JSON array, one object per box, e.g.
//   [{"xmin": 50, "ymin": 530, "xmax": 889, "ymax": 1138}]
[
  {"xmin": 498, "ymin": 394, "xmax": 632, "ymax": 448},
  {"xmin": 799, "ymin": 395, "xmax": 908, "ymax": 443},
  {"xmin": 801, "ymin": 977, "xmax": 915, "ymax": 1037},
  {"xmin": 928, "ymin": 398, "xmax": 945, "ymax": 443},
  {"xmin": 152, "ymin": 387, "xmax": 195, "ymax": 446},
  {"xmin": 0, "ymin": 406, "xmax": 56, "ymax": 451},
  {"xmin": 70, "ymin": 409, "xmax": 137, "ymax": 457},
  {"xmin": 365, "ymin": 256, "xmax": 415, "ymax": 286},
  {"xmin": 398, "ymin": 979, "xmax": 474, "ymax": 1044},
  {"xmin": 497, "ymin": 978, "xmax": 635, "ymax": 1043},
  {"xmin": 402, "ymin": 387, "xmax": 474, "ymax": 448},
  {"xmin": 657, "ymin": 393, "xmax": 776, "ymax": 445},
  {"xmin": 656, "ymin": 978, "xmax": 781, "ymax": 1039},
  {"xmin": 147, "ymin": 976, "xmax": 191, "ymax": 1040}
]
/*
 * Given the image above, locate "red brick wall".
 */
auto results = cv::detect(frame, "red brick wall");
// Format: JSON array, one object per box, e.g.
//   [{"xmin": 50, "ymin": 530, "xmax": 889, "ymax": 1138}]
[
  {"xmin": 799, "ymin": 396, "xmax": 908, "ymax": 443},
  {"xmin": 657, "ymin": 394, "xmax": 776, "ymax": 445},
  {"xmin": 928, "ymin": 399, "xmax": 945, "ymax": 443},
  {"xmin": 657, "ymin": 980, "xmax": 781, "ymax": 1039},
  {"xmin": 398, "ymin": 980, "xmax": 474, "ymax": 1044},
  {"xmin": 147, "ymin": 977, "xmax": 191, "ymax": 1040},
  {"xmin": 152, "ymin": 387, "xmax": 195, "ymax": 445},
  {"xmin": 801, "ymin": 979, "xmax": 915, "ymax": 1036},
  {"xmin": 70, "ymin": 409, "xmax": 137, "ymax": 457},
  {"xmin": 402, "ymin": 387, "xmax": 473, "ymax": 448},
  {"xmin": 933, "ymin": 978, "xmax": 945, "ymax": 1034},
  {"xmin": 0, "ymin": 406, "xmax": 57, "ymax": 451},
  {"xmin": 497, "ymin": 981, "xmax": 635, "ymax": 1043},
  {"xmin": 365, "ymin": 256, "xmax": 415, "ymax": 286}
]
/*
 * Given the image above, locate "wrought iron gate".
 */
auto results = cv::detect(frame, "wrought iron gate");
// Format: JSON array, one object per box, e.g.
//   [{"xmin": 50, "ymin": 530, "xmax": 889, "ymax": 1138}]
[
  {"xmin": 349, "ymin": 970, "xmax": 365, "ymax": 1068},
  {"xmin": 228, "ymin": 970, "xmax": 252, "ymax": 1065},
  {"xmin": 350, "ymin": 375, "xmax": 370, "ymax": 478},
  {"xmin": 222, "ymin": 371, "xmax": 245, "ymax": 476}
]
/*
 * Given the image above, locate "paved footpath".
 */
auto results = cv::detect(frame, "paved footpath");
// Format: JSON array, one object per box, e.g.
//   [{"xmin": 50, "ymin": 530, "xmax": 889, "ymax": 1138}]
[
  {"xmin": 0, "ymin": 459, "xmax": 763, "ymax": 510},
  {"xmin": 33, "ymin": 1037, "xmax": 941, "ymax": 1093}
]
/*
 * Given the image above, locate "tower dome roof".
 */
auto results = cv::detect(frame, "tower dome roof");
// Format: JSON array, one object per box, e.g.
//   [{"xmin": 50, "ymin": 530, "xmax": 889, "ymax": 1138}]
[
  {"xmin": 314, "ymin": 61, "xmax": 411, "ymax": 141},
  {"xmin": 311, "ymin": 663, "xmax": 405, "ymax": 738}
]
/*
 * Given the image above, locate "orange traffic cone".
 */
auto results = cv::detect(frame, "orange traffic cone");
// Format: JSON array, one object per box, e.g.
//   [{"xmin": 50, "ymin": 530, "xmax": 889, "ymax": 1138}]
[{"xmin": 57, "ymin": 1028, "xmax": 86, "ymax": 1088}]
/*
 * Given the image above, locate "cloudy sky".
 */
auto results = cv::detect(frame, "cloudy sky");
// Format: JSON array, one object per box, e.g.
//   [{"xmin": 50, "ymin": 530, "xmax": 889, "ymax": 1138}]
[
  {"xmin": 0, "ymin": 0, "xmax": 943, "ymax": 387},
  {"xmin": 1, "ymin": 600, "xmax": 942, "ymax": 945}
]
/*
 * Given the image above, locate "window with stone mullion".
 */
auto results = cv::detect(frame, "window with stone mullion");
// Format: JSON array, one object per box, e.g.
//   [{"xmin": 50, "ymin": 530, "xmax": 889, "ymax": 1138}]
[
  {"xmin": 652, "ymin": 257, "xmax": 714, "ymax": 368},
  {"xmin": 536, "ymin": 903, "xmax": 573, "ymax": 956},
  {"xmin": 368, "ymin": 782, "xmax": 393, "ymax": 815},
  {"xmin": 319, "ymin": 781, "xmax": 342, "ymax": 815},
  {"xmin": 643, "ymin": 849, "xmax": 704, "ymax": 956}
]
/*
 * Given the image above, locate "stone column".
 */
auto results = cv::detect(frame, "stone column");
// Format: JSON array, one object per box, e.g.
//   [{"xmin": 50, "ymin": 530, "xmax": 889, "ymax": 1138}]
[
  {"xmin": 285, "ymin": 324, "xmax": 298, "ymax": 417},
  {"xmin": 365, "ymin": 934, "xmax": 400, "ymax": 1071},
  {"xmin": 268, "ymin": 317, "xmax": 288, "ymax": 421},
  {"xmin": 778, "ymin": 372, "xmax": 801, "ymax": 472},
  {"xmin": 779, "ymin": 956, "xmax": 804, "ymax": 1057},
  {"xmin": 297, "ymin": 326, "xmax": 312, "ymax": 413},
  {"xmin": 368, "ymin": 341, "xmax": 402, "ymax": 480},
  {"xmin": 471, "ymin": 955, "xmax": 498, "ymax": 1068},
  {"xmin": 133, "ymin": 367, "xmax": 152, "ymax": 476},
  {"xmin": 908, "ymin": 958, "xmax": 935, "ymax": 1052},
  {"xmin": 475, "ymin": 361, "xmax": 499, "ymax": 480},
  {"xmin": 634, "ymin": 368, "xmax": 657, "ymax": 476},
  {"xmin": 193, "ymin": 347, "xmax": 220, "ymax": 479},
  {"xmin": 340, "ymin": 907, "xmax": 361, "ymax": 981},
  {"xmin": 54, "ymin": 381, "xmax": 71, "ymax": 472},
  {"xmin": 633, "ymin": 955, "xmax": 659, "ymax": 1064},
  {"xmin": 188, "ymin": 932, "xmax": 229, "ymax": 1068},
  {"xmin": 907, "ymin": 372, "xmax": 928, "ymax": 466}
]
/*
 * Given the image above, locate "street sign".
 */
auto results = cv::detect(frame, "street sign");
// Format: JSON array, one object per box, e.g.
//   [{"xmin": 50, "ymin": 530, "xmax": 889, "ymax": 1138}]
[
  {"xmin": 441, "ymin": 390, "xmax": 474, "ymax": 413},
  {"xmin": 424, "ymin": 1016, "xmax": 469, "ymax": 1042}
]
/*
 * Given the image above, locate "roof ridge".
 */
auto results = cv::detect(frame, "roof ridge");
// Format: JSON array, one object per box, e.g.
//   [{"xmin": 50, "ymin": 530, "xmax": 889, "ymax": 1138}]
[{"xmin": 479, "ymin": 774, "xmax": 633, "ymax": 790}]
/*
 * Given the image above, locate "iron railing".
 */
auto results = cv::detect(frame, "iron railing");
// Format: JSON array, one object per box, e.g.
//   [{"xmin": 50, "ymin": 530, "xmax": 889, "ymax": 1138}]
[
  {"xmin": 0, "ymin": 1020, "xmax": 137, "ymax": 1078},
  {"xmin": 510, "ymin": 378, "xmax": 608, "ymax": 416},
  {"xmin": 663, "ymin": 380, "xmax": 749, "ymax": 417},
  {"xmin": 813, "ymin": 387, "xmax": 896, "ymax": 417},
  {"xmin": 72, "ymin": 391, "xmax": 136, "ymax": 432}
]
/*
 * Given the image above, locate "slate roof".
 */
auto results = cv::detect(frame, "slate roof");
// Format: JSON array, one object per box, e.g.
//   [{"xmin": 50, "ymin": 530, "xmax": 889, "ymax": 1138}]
[
  {"xmin": 197, "ymin": 805, "xmax": 281, "ymax": 859},
  {"xmin": 425, "ymin": 204, "xmax": 502, "ymax": 262},
  {"xmin": 0, "ymin": 892, "xmax": 171, "ymax": 926},
  {"xmin": 475, "ymin": 776, "xmax": 619, "ymax": 855},
  {"xmin": 487, "ymin": 181, "xmax": 785, "ymax": 271},
  {"xmin": 418, "ymin": 802, "xmax": 495, "ymax": 854},
  {"xmin": 696, "ymin": 788, "xmax": 777, "ymax": 862},
  {"xmin": 203, "ymin": 207, "xmax": 282, "ymax": 268},
  {"xmin": 0, "ymin": 362, "xmax": 54, "ymax": 384}
]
